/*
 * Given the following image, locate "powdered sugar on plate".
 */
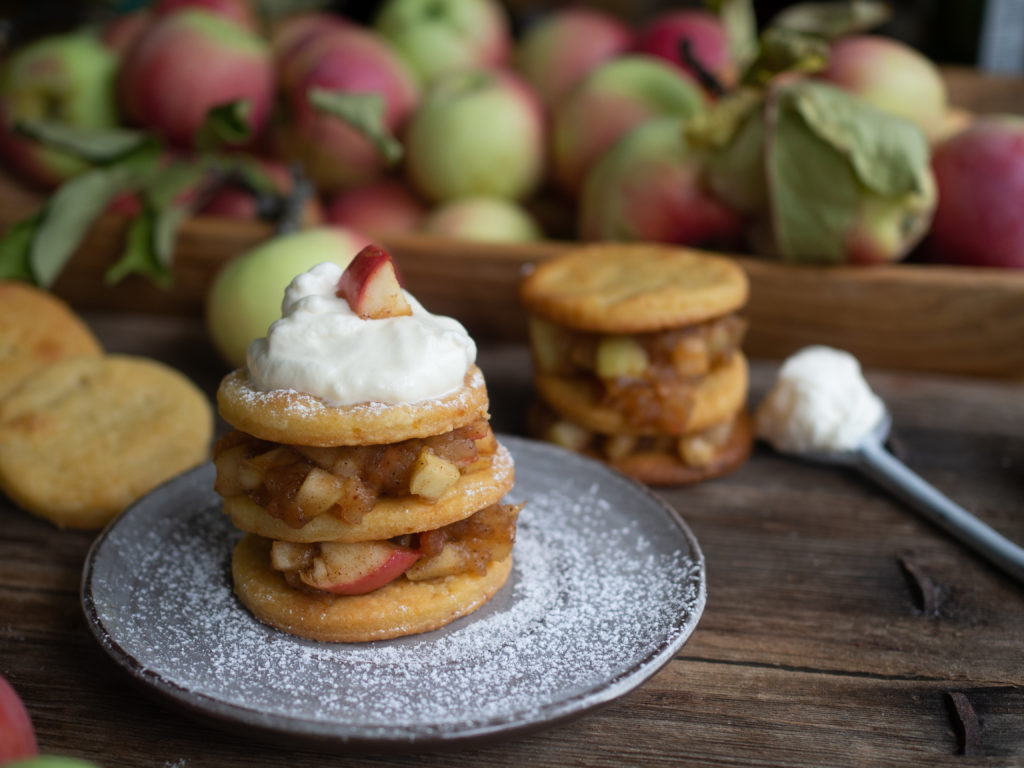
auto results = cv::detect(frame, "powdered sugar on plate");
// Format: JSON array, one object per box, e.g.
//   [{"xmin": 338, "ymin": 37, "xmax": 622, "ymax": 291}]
[{"xmin": 83, "ymin": 436, "xmax": 705, "ymax": 746}]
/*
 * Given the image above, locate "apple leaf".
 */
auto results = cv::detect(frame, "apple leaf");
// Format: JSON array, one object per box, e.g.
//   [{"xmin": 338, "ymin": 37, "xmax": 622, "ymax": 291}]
[
  {"xmin": 195, "ymin": 100, "xmax": 252, "ymax": 151},
  {"xmin": 764, "ymin": 80, "xmax": 934, "ymax": 263},
  {"xmin": 308, "ymin": 87, "xmax": 404, "ymax": 166},
  {"xmin": 0, "ymin": 218, "xmax": 40, "ymax": 282},
  {"xmin": 770, "ymin": 1, "xmax": 892, "ymax": 40},
  {"xmin": 13, "ymin": 119, "xmax": 153, "ymax": 164},
  {"xmin": 709, "ymin": 0, "xmax": 759, "ymax": 75}
]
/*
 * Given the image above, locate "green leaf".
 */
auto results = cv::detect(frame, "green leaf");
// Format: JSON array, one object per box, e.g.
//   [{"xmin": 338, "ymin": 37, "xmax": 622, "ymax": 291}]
[
  {"xmin": 742, "ymin": 28, "xmax": 830, "ymax": 86},
  {"xmin": 13, "ymin": 119, "xmax": 152, "ymax": 164},
  {"xmin": 788, "ymin": 81, "xmax": 931, "ymax": 197},
  {"xmin": 0, "ymin": 217, "xmax": 41, "ymax": 282},
  {"xmin": 309, "ymin": 87, "xmax": 404, "ymax": 166},
  {"xmin": 195, "ymin": 100, "xmax": 252, "ymax": 151},
  {"xmin": 685, "ymin": 87, "xmax": 763, "ymax": 151},
  {"xmin": 105, "ymin": 211, "xmax": 161, "ymax": 286},
  {"xmin": 771, "ymin": 1, "xmax": 892, "ymax": 40},
  {"xmin": 29, "ymin": 156, "xmax": 155, "ymax": 286},
  {"xmin": 709, "ymin": 0, "xmax": 759, "ymax": 75}
]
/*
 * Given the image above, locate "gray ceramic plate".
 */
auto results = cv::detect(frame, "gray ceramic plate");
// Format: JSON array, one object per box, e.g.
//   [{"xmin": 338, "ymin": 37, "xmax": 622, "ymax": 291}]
[{"xmin": 81, "ymin": 435, "xmax": 706, "ymax": 750}]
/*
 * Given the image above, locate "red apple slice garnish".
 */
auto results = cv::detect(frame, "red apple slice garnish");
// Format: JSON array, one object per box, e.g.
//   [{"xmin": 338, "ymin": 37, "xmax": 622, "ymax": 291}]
[
  {"xmin": 302, "ymin": 540, "xmax": 421, "ymax": 595},
  {"xmin": 336, "ymin": 244, "xmax": 412, "ymax": 319}
]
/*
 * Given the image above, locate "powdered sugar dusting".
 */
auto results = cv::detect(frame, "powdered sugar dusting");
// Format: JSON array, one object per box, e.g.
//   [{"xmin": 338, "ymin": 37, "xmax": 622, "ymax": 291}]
[{"xmin": 85, "ymin": 437, "xmax": 705, "ymax": 743}]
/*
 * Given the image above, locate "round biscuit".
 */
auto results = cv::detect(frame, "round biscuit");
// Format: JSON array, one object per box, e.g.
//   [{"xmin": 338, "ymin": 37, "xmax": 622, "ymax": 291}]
[
  {"xmin": 520, "ymin": 243, "xmax": 749, "ymax": 333},
  {"xmin": 0, "ymin": 355, "xmax": 213, "ymax": 529},
  {"xmin": 0, "ymin": 281, "xmax": 103, "ymax": 399},
  {"xmin": 218, "ymin": 365, "xmax": 490, "ymax": 446},
  {"xmin": 233, "ymin": 533, "xmax": 513, "ymax": 642},
  {"xmin": 536, "ymin": 352, "xmax": 749, "ymax": 436},
  {"xmin": 223, "ymin": 444, "xmax": 515, "ymax": 543}
]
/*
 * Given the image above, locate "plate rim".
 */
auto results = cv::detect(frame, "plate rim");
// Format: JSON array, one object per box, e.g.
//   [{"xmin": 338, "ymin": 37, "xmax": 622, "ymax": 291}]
[{"xmin": 81, "ymin": 434, "xmax": 706, "ymax": 750}]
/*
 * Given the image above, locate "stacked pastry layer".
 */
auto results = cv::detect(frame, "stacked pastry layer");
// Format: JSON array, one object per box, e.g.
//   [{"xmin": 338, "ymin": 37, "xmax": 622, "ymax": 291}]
[
  {"xmin": 215, "ymin": 365, "xmax": 519, "ymax": 642},
  {"xmin": 520, "ymin": 244, "xmax": 752, "ymax": 486}
]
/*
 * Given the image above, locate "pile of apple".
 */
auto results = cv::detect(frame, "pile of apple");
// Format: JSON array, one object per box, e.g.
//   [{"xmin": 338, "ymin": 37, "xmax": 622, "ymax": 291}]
[{"xmin": 1, "ymin": 0, "xmax": 1022, "ymax": 267}]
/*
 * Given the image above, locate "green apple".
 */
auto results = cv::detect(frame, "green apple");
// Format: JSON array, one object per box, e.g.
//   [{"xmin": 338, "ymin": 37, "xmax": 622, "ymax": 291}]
[
  {"xmin": 404, "ymin": 68, "xmax": 545, "ymax": 202},
  {"xmin": 6, "ymin": 758, "xmax": 102, "ymax": 768},
  {"xmin": 374, "ymin": 0, "xmax": 511, "ymax": 85},
  {"xmin": 205, "ymin": 227, "xmax": 370, "ymax": 367},
  {"xmin": 0, "ymin": 33, "xmax": 119, "ymax": 189},
  {"xmin": 421, "ymin": 196, "xmax": 542, "ymax": 242}
]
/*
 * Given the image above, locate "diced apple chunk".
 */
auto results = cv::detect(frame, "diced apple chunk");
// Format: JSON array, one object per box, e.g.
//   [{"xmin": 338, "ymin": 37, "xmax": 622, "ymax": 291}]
[
  {"xmin": 294, "ymin": 466, "xmax": 346, "ymax": 516},
  {"xmin": 603, "ymin": 434, "xmax": 637, "ymax": 461},
  {"xmin": 408, "ymin": 449, "xmax": 460, "ymax": 501},
  {"xmin": 678, "ymin": 434, "xmax": 716, "ymax": 468},
  {"xmin": 213, "ymin": 443, "xmax": 259, "ymax": 496},
  {"xmin": 305, "ymin": 540, "xmax": 421, "ymax": 594},
  {"xmin": 336, "ymin": 244, "xmax": 412, "ymax": 319},
  {"xmin": 546, "ymin": 419, "xmax": 592, "ymax": 452},
  {"xmin": 595, "ymin": 335, "xmax": 649, "ymax": 379},
  {"xmin": 405, "ymin": 542, "xmax": 470, "ymax": 581},
  {"xmin": 294, "ymin": 445, "xmax": 343, "ymax": 470},
  {"xmin": 671, "ymin": 335, "xmax": 710, "ymax": 377},
  {"xmin": 270, "ymin": 540, "xmax": 315, "ymax": 571}
]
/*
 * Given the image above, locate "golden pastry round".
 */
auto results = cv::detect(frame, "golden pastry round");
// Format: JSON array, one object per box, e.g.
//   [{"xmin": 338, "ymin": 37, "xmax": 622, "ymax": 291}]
[
  {"xmin": 233, "ymin": 533, "xmax": 513, "ymax": 642},
  {"xmin": 0, "ymin": 281, "xmax": 103, "ymax": 400},
  {"xmin": 536, "ymin": 352, "xmax": 749, "ymax": 436},
  {"xmin": 0, "ymin": 355, "xmax": 213, "ymax": 529},
  {"xmin": 605, "ymin": 411, "xmax": 753, "ymax": 486},
  {"xmin": 223, "ymin": 444, "xmax": 515, "ymax": 543},
  {"xmin": 218, "ymin": 365, "xmax": 490, "ymax": 446},
  {"xmin": 520, "ymin": 244, "xmax": 749, "ymax": 334}
]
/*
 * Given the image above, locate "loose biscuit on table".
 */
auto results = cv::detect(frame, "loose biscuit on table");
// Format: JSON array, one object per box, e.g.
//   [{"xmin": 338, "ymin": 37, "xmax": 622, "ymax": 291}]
[
  {"xmin": 536, "ymin": 352, "xmax": 749, "ymax": 436},
  {"xmin": 218, "ymin": 365, "xmax": 490, "ymax": 446},
  {"xmin": 0, "ymin": 355, "xmax": 213, "ymax": 529},
  {"xmin": 233, "ymin": 533, "xmax": 514, "ymax": 642},
  {"xmin": 520, "ymin": 243, "xmax": 749, "ymax": 334},
  {"xmin": 0, "ymin": 281, "xmax": 103, "ymax": 399},
  {"xmin": 223, "ymin": 444, "xmax": 515, "ymax": 543}
]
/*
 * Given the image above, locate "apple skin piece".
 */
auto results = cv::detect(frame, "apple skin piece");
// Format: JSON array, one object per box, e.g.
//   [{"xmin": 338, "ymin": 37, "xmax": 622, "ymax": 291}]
[
  {"xmin": 304, "ymin": 541, "xmax": 421, "ymax": 595},
  {"xmin": 205, "ymin": 226, "xmax": 371, "ymax": 367},
  {"xmin": 0, "ymin": 673, "xmax": 37, "ymax": 763},
  {"xmin": 336, "ymin": 244, "xmax": 413, "ymax": 319}
]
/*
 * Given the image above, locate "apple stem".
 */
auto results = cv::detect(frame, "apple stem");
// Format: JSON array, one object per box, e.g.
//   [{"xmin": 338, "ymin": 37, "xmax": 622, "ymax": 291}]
[{"xmin": 680, "ymin": 38, "xmax": 727, "ymax": 97}]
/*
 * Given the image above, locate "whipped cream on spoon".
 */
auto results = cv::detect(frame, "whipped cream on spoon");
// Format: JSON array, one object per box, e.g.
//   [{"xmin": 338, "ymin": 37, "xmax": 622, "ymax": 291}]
[{"xmin": 756, "ymin": 346, "xmax": 1024, "ymax": 586}]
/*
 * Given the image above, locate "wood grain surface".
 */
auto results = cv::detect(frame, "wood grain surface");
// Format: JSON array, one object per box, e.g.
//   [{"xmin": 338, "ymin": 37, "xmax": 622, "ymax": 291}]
[{"xmin": 1, "ymin": 313, "xmax": 1022, "ymax": 767}]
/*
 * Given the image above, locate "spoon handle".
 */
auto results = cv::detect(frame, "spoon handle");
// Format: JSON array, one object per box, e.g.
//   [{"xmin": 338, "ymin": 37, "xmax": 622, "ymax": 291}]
[{"xmin": 856, "ymin": 440, "xmax": 1024, "ymax": 585}]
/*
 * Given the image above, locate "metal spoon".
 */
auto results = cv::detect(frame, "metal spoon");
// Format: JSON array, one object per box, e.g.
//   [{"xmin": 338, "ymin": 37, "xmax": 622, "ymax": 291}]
[{"xmin": 798, "ymin": 410, "xmax": 1024, "ymax": 586}]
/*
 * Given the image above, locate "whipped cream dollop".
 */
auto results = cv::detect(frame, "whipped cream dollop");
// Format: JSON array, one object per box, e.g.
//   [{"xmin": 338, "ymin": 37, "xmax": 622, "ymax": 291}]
[
  {"xmin": 755, "ymin": 346, "xmax": 886, "ymax": 454},
  {"xmin": 246, "ymin": 262, "xmax": 477, "ymax": 406}
]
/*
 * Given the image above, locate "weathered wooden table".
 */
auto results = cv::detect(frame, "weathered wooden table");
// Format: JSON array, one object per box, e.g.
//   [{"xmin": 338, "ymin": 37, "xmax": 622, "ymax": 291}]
[{"xmin": 2, "ymin": 312, "xmax": 1022, "ymax": 767}]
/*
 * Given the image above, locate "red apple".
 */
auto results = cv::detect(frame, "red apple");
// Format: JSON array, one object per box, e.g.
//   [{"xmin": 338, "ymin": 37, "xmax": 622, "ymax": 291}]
[
  {"xmin": 271, "ymin": 12, "xmax": 353, "ymax": 89},
  {"xmin": 925, "ymin": 116, "xmax": 1024, "ymax": 268},
  {"xmin": 152, "ymin": 0, "xmax": 257, "ymax": 29},
  {"xmin": 274, "ymin": 25, "xmax": 420, "ymax": 192},
  {"xmin": 199, "ymin": 159, "xmax": 324, "ymax": 225},
  {"xmin": 0, "ymin": 674, "xmax": 36, "ymax": 763},
  {"xmin": 551, "ymin": 55, "xmax": 705, "ymax": 197},
  {"xmin": 100, "ymin": 11, "xmax": 153, "ymax": 55},
  {"xmin": 0, "ymin": 33, "xmax": 119, "ymax": 190},
  {"xmin": 326, "ymin": 179, "xmax": 427, "ymax": 234},
  {"xmin": 337, "ymin": 244, "xmax": 412, "ymax": 319},
  {"xmin": 374, "ymin": 0, "xmax": 511, "ymax": 85},
  {"xmin": 579, "ymin": 117, "xmax": 741, "ymax": 247},
  {"xmin": 819, "ymin": 35, "xmax": 947, "ymax": 141},
  {"xmin": 117, "ymin": 9, "xmax": 274, "ymax": 147},
  {"xmin": 635, "ymin": 9, "xmax": 735, "ymax": 93},
  {"xmin": 514, "ymin": 8, "xmax": 633, "ymax": 109},
  {"xmin": 404, "ymin": 68, "xmax": 545, "ymax": 202},
  {"xmin": 304, "ymin": 541, "xmax": 421, "ymax": 594}
]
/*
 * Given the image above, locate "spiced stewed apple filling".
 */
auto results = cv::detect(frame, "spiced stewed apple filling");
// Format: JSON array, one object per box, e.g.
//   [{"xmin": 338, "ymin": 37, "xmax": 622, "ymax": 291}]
[
  {"xmin": 529, "ymin": 314, "xmax": 747, "ymax": 430},
  {"xmin": 213, "ymin": 420, "xmax": 498, "ymax": 529},
  {"xmin": 269, "ymin": 501, "xmax": 522, "ymax": 594}
]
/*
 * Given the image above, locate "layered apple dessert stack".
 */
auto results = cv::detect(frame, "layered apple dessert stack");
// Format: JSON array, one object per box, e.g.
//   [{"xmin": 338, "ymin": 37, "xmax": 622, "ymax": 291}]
[
  {"xmin": 520, "ymin": 243, "xmax": 752, "ymax": 485},
  {"xmin": 214, "ymin": 246, "xmax": 519, "ymax": 642}
]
